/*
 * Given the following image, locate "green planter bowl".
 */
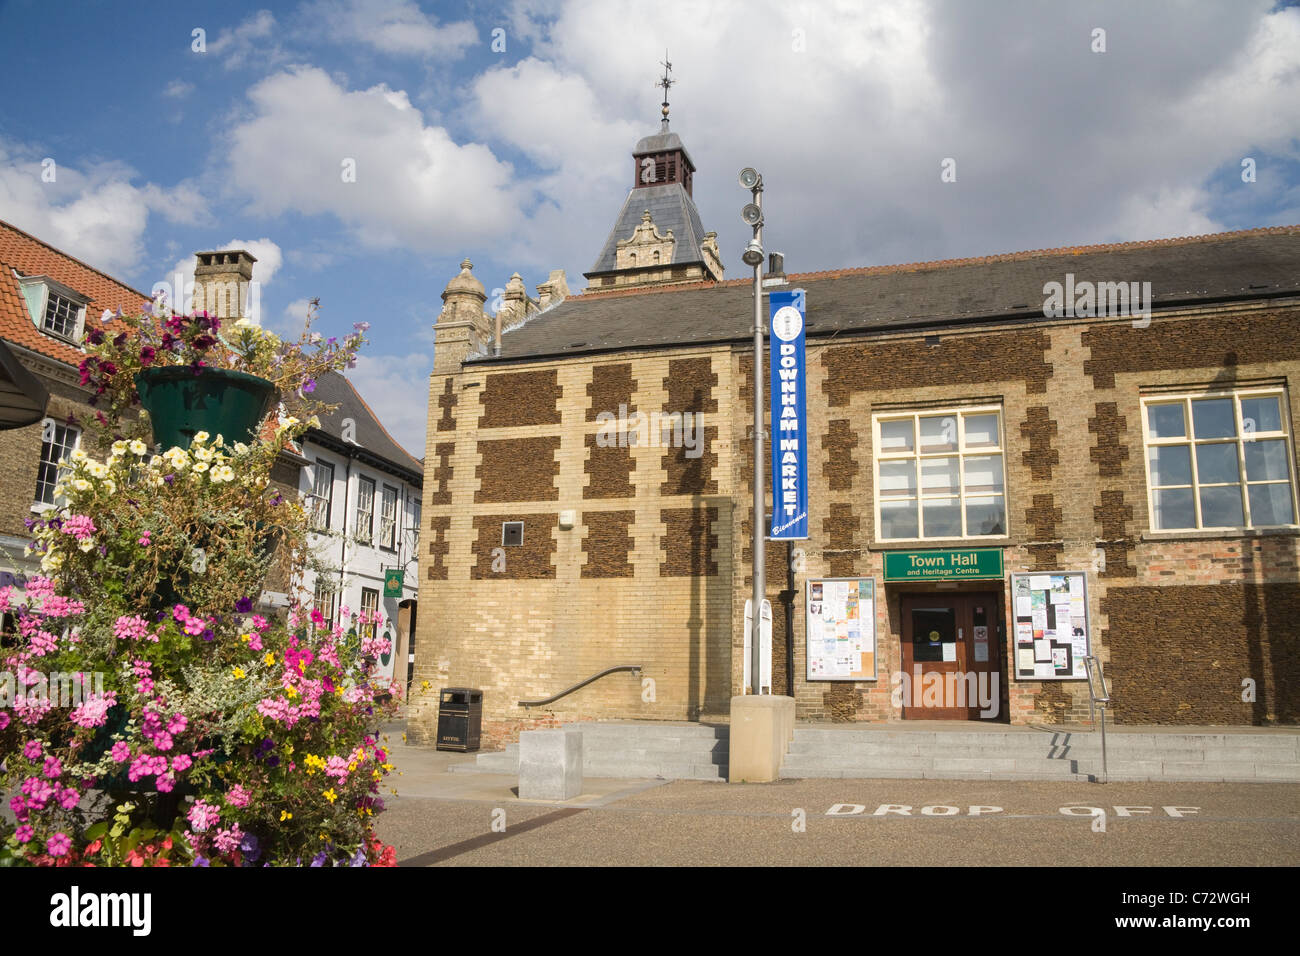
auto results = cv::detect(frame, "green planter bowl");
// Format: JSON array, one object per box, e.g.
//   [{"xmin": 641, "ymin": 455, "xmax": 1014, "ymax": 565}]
[{"xmin": 135, "ymin": 366, "xmax": 276, "ymax": 451}]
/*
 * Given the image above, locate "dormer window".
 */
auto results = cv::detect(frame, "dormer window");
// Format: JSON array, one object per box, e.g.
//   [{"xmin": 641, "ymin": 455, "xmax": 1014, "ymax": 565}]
[
  {"xmin": 43, "ymin": 292, "xmax": 80, "ymax": 338},
  {"xmin": 15, "ymin": 274, "xmax": 90, "ymax": 345}
]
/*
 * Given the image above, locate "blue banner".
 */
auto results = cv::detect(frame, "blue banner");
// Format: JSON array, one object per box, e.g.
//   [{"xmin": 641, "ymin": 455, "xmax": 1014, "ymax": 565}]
[{"xmin": 769, "ymin": 288, "xmax": 809, "ymax": 539}]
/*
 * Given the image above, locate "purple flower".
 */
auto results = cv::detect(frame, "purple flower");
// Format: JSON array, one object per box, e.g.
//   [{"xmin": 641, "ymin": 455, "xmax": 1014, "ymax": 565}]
[
  {"xmin": 201, "ymin": 628, "xmax": 215, "ymax": 642},
  {"xmin": 265, "ymin": 755, "xmax": 280, "ymax": 768},
  {"xmin": 164, "ymin": 474, "xmax": 175, "ymax": 485},
  {"xmin": 235, "ymin": 597, "xmax": 254, "ymax": 613},
  {"xmin": 350, "ymin": 847, "xmax": 367, "ymax": 867},
  {"xmin": 112, "ymin": 332, "xmax": 128, "ymax": 348},
  {"xmin": 240, "ymin": 832, "xmax": 261, "ymax": 863},
  {"xmin": 87, "ymin": 328, "xmax": 105, "ymax": 345},
  {"xmin": 310, "ymin": 852, "xmax": 327, "ymax": 867},
  {"xmin": 139, "ymin": 345, "xmax": 156, "ymax": 366},
  {"xmin": 192, "ymin": 856, "xmax": 210, "ymax": 867},
  {"xmin": 302, "ymin": 379, "xmax": 317, "ymax": 394}
]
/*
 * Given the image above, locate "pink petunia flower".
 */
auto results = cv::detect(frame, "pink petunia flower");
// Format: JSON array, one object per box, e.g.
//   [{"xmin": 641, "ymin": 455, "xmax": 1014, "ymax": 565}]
[
  {"xmin": 110, "ymin": 741, "xmax": 131, "ymax": 763},
  {"xmin": 46, "ymin": 833, "xmax": 71, "ymax": 858},
  {"xmin": 14, "ymin": 825, "xmax": 33, "ymax": 844},
  {"xmin": 22, "ymin": 740, "xmax": 42, "ymax": 761},
  {"xmin": 171, "ymin": 754, "xmax": 192, "ymax": 773}
]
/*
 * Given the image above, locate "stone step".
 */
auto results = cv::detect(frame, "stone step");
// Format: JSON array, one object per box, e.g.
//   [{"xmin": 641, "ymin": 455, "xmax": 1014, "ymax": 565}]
[
  {"xmin": 562, "ymin": 722, "xmax": 728, "ymax": 740},
  {"xmin": 789, "ymin": 730, "xmax": 1299, "ymax": 749},
  {"xmin": 784, "ymin": 741, "xmax": 1299, "ymax": 761}
]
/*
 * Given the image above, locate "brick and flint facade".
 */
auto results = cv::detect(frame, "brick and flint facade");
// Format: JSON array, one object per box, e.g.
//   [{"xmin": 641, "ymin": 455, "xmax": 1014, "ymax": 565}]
[{"xmin": 409, "ymin": 127, "xmax": 1300, "ymax": 745}]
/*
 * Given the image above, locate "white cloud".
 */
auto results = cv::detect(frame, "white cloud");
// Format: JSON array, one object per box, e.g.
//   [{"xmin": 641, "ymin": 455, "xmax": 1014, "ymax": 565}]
[
  {"xmin": 207, "ymin": 10, "xmax": 286, "ymax": 70},
  {"xmin": 345, "ymin": 351, "xmax": 432, "ymax": 458},
  {"xmin": 224, "ymin": 66, "xmax": 522, "ymax": 251},
  {"xmin": 300, "ymin": 0, "xmax": 478, "ymax": 57},
  {"xmin": 162, "ymin": 79, "xmax": 194, "ymax": 98},
  {"xmin": 0, "ymin": 140, "xmax": 207, "ymax": 277},
  {"xmin": 482, "ymin": 0, "xmax": 1300, "ymax": 285}
]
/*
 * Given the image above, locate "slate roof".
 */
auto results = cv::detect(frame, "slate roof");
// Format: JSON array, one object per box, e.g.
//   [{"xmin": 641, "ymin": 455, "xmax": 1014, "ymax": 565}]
[
  {"xmin": 306, "ymin": 370, "xmax": 423, "ymax": 483},
  {"xmin": 0, "ymin": 219, "xmax": 149, "ymax": 368},
  {"xmin": 586, "ymin": 183, "xmax": 710, "ymax": 276},
  {"xmin": 478, "ymin": 225, "xmax": 1300, "ymax": 364}
]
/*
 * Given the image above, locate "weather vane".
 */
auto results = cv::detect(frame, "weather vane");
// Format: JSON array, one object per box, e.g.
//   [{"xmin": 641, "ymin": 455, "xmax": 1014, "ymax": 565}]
[{"xmin": 657, "ymin": 50, "xmax": 673, "ymax": 130}]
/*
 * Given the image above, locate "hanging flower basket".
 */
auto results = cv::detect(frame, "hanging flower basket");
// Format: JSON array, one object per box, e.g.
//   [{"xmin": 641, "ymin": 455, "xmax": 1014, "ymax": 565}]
[{"xmin": 135, "ymin": 366, "xmax": 275, "ymax": 451}]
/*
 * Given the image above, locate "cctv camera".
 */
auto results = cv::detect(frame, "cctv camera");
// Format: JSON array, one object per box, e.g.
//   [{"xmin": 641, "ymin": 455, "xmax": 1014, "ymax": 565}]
[
  {"xmin": 738, "ymin": 167, "xmax": 761, "ymax": 189},
  {"xmin": 741, "ymin": 203, "xmax": 762, "ymax": 226}
]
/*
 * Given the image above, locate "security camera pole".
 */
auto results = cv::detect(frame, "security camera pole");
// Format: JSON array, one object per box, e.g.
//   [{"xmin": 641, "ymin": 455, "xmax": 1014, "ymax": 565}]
[{"xmin": 740, "ymin": 168, "xmax": 765, "ymax": 693}]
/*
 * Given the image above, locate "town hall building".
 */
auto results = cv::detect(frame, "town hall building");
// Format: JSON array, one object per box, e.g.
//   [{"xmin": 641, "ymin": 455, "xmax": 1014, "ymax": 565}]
[{"xmin": 408, "ymin": 107, "xmax": 1300, "ymax": 748}]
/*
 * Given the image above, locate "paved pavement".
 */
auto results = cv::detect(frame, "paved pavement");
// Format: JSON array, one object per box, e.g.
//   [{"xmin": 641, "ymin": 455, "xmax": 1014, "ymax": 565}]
[{"xmin": 374, "ymin": 731, "xmax": 1300, "ymax": 867}]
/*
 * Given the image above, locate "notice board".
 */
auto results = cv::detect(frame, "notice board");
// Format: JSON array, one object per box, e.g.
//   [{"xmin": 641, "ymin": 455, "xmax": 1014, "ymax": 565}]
[
  {"xmin": 806, "ymin": 577, "xmax": 876, "ymax": 681},
  {"xmin": 1010, "ymin": 571, "xmax": 1091, "ymax": 681}
]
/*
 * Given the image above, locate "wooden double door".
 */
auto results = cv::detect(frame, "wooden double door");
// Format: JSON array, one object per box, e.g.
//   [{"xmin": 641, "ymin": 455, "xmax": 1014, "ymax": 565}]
[{"xmin": 900, "ymin": 592, "xmax": 1004, "ymax": 720}]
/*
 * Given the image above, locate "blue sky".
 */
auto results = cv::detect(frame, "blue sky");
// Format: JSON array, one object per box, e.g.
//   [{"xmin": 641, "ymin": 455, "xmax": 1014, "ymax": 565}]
[{"xmin": 2, "ymin": 0, "xmax": 1298, "ymax": 458}]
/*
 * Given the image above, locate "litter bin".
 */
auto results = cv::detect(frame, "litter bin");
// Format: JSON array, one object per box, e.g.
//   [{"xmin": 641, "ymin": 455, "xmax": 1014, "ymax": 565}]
[{"xmin": 436, "ymin": 687, "xmax": 482, "ymax": 752}]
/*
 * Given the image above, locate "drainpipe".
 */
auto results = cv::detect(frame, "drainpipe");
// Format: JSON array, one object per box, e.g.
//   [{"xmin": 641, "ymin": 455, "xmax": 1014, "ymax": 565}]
[{"xmin": 493, "ymin": 310, "xmax": 502, "ymax": 357}]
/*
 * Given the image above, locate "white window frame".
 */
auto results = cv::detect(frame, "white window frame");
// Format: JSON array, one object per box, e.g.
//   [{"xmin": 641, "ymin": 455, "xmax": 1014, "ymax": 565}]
[
  {"xmin": 360, "ymin": 586, "xmax": 380, "ymax": 641},
  {"xmin": 378, "ymin": 484, "xmax": 399, "ymax": 551},
  {"xmin": 354, "ymin": 475, "xmax": 375, "ymax": 545},
  {"xmin": 33, "ymin": 418, "xmax": 81, "ymax": 511},
  {"xmin": 1140, "ymin": 386, "xmax": 1298, "ymax": 532},
  {"xmin": 312, "ymin": 578, "xmax": 337, "ymax": 631},
  {"xmin": 16, "ymin": 275, "xmax": 89, "ymax": 346},
  {"xmin": 872, "ymin": 404, "xmax": 1007, "ymax": 542},
  {"xmin": 310, "ymin": 459, "xmax": 335, "ymax": 531}
]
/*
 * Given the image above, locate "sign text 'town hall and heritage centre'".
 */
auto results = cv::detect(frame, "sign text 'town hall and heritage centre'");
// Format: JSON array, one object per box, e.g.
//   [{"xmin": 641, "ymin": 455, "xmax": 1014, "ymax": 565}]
[
  {"xmin": 882, "ymin": 548, "xmax": 1005, "ymax": 582},
  {"xmin": 769, "ymin": 288, "xmax": 809, "ymax": 540}
]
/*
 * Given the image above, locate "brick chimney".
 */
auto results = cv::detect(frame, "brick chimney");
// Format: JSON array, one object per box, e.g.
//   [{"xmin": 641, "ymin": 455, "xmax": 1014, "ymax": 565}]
[{"xmin": 192, "ymin": 249, "xmax": 258, "ymax": 322}]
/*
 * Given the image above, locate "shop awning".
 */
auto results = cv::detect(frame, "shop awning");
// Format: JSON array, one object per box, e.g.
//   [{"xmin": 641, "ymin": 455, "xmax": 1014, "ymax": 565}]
[{"xmin": 0, "ymin": 338, "xmax": 48, "ymax": 430}]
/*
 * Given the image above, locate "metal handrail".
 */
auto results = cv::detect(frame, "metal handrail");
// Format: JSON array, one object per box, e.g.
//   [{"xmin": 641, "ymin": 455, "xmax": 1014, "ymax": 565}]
[
  {"xmin": 1083, "ymin": 655, "xmax": 1111, "ymax": 783},
  {"xmin": 518, "ymin": 665, "xmax": 642, "ymax": 709}
]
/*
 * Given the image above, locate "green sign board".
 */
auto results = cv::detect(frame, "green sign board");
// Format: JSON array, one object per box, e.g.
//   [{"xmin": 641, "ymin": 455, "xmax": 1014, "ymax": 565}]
[
  {"xmin": 383, "ymin": 570, "xmax": 404, "ymax": 597},
  {"xmin": 882, "ymin": 548, "xmax": 1004, "ymax": 582}
]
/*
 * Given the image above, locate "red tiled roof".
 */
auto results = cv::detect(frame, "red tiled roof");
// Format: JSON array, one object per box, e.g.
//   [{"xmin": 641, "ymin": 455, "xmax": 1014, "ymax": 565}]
[
  {"xmin": 0, "ymin": 219, "xmax": 150, "ymax": 368},
  {"xmin": 575, "ymin": 223, "xmax": 1300, "ymax": 301}
]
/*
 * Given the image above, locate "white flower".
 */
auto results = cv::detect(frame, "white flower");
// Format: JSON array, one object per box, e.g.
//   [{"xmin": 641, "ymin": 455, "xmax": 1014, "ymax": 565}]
[
  {"xmin": 212, "ymin": 465, "xmax": 236, "ymax": 483},
  {"xmin": 129, "ymin": 440, "xmax": 148, "ymax": 456},
  {"xmin": 73, "ymin": 479, "xmax": 91, "ymax": 492},
  {"xmin": 193, "ymin": 431, "xmax": 210, "ymax": 444},
  {"xmin": 78, "ymin": 539, "xmax": 95, "ymax": 553},
  {"xmin": 41, "ymin": 551, "xmax": 63, "ymax": 572},
  {"xmin": 307, "ymin": 416, "xmax": 321, "ymax": 429},
  {"xmin": 71, "ymin": 448, "xmax": 88, "ymax": 463},
  {"xmin": 103, "ymin": 479, "xmax": 116, "ymax": 495},
  {"xmin": 111, "ymin": 440, "xmax": 128, "ymax": 455},
  {"xmin": 192, "ymin": 461, "xmax": 210, "ymax": 473},
  {"xmin": 194, "ymin": 446, "xmax": 214, "ymax": 462}
]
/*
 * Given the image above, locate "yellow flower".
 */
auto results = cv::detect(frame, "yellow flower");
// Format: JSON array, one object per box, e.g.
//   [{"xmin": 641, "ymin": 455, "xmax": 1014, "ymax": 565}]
[
  {"xmin": 286, "ymin": 685, "xmax": 298, "ymax": 699},
  {"xmin": 284, "ymin": 743, "xmax": 294, "ymax": 755},
  {"xmin": 240, "ymin": 633, "xmax": 251, "ymax": 643},
  {"xmin": 323, "ymin": 789, "xmax": 338, "ymax": 804},
  {"xmin": 280, "ymin": 811, "xmax": 293, "ymax": 821},
  {"xmin": 264, "ymin": 652, "xmax": 275, "ymax": 666},
  {"xmin": 232, "ymin": 666, "xmax": 246, "ymax": 679}
]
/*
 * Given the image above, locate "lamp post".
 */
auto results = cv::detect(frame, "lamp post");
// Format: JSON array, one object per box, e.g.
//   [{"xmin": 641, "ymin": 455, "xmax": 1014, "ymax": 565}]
[{"xmin": 739, "ymin": 168, "xmax": 764, "ymax": 693}]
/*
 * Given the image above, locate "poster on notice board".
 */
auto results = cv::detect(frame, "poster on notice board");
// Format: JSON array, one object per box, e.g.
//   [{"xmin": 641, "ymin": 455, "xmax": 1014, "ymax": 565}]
[{"xmin": 1010, "ymin": 571, "xmax": 1090, "ymax": 680}]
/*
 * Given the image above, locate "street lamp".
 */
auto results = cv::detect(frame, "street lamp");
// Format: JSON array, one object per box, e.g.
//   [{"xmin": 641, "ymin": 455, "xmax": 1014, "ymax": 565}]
[{"xmin": 740, "ymin": 166, "xmax": 764, "ymax": 693}]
